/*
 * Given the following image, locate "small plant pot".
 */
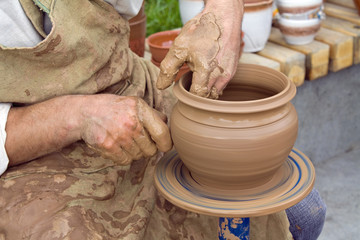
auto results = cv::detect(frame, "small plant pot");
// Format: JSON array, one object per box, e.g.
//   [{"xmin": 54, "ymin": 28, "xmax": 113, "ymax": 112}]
[
  {"xmin": 147, "ymin": 29, "xmax": 180, "ymax": 63},
  {"xmin": 278, "ymin": 17, "xmax": 321, "ymax": 45},
  {"xmin": 151, "ymin": 58, "xmax": 190, "ymax": 82}
]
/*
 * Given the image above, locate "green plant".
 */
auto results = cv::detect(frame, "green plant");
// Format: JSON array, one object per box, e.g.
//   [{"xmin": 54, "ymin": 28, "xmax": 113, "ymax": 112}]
[{"xmin": 145, "ymin": 0, "xmax": 183, "ymax": 36}]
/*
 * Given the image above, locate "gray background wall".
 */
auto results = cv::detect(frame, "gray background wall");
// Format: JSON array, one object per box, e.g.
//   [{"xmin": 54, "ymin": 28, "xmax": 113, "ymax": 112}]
[{"xmin": 291, "ymin": 63, "xmax": 360, "ymax": 239}]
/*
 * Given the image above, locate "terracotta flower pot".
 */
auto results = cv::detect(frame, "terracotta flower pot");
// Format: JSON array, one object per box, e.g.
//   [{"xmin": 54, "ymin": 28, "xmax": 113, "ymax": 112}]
[
  {"xmin": 170, "ymin": 63, "xmax": 298, "ymax": 190},
  {"xmin": 151, "ymin": 57, "xmax": 190, "ymax": 82},
  {"xmin": 129, "ymin": 3, "xmax": 147, "ymax": 57},
  {"xmin": 147, "ymin": 29, "xmax": 181, "ymax": 63}
]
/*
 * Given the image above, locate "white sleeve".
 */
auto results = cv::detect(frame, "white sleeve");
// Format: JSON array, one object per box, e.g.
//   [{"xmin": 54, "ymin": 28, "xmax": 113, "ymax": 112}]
[
  {"xmin": 0, "ymin": 1, "xmax": 43, "ymax": 48},
  {"xmin": 105, "ymin": 0, "xmax": 144, "ymax": 19},
  {"xmin": 0, "ymin": 103, "xmax": 11, "ymax": 176}
]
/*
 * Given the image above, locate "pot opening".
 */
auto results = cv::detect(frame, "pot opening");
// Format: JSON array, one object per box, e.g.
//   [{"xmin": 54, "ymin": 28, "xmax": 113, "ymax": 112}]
[
  {"xmin": 218, "ymin": 84, "xmax": 278, "ymax": 101},
  {"xmin": 182, "ymin": 75, "xmax": 281, "ymax": 102},
  {"xmin": 175, "ymin": 64, "xmax": 295, "ymax": 113}
]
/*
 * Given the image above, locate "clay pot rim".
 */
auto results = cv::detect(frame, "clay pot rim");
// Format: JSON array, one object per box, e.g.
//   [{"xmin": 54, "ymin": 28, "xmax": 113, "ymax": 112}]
[
  {"xmin": 147, "ymin": 29, "xmax": 181, "ymax": 50},
  {"xmin": 244, "ymin": 0, "xmax": 273, "ymax": 8},
  {"xmin": 276, "ymin": 0, "xmax": 322, "ymax": 7},
  {"xmin": 174, "ymin": 63, "xmax": 296, "ymax": 113}
]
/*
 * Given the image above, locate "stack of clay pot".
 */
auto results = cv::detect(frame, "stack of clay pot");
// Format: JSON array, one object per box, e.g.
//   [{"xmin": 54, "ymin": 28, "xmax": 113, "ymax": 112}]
[
  {"xmin": 275, "ymin": 0, "xmax": 325, "ymax": 45},
  {"xmin": 178, "ymin": 0, "xmax": 273, "ymax": 52}
]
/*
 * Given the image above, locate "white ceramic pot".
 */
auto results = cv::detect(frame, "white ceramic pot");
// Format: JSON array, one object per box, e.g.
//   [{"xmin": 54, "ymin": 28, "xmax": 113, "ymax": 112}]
[
  {"xmin": 278, "ymin": 17, "xmax": 321, "ymax": 45},
  {"xmin": 179, "ymin": 0, "xmax": 204, "ymax": 25},
  {"xmin": 276, "ymin": 0, "xmax": 323, "ymax": 15},
  {"xmin": 242, "ymin": 0, "xmax": 273, "ymax": 52}
]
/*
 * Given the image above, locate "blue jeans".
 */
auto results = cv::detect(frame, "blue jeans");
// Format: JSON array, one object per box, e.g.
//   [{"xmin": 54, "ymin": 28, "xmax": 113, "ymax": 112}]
[{"xmin": 286, "ymin": 189, "xmax": 327, "ymax": 240}]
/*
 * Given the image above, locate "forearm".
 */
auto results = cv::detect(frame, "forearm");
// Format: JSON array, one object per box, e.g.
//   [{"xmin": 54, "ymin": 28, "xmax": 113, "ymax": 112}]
[
  {"xmin": 203, "ymin": 0, "xmax": 244, "ymax": 30},
  {"xmin": 5, "ymin": 95, "xmax": 83, "ymax": 166}
]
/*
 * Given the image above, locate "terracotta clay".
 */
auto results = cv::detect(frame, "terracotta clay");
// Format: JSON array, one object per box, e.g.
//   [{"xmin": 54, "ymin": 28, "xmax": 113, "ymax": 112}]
[
  {"xmin": 355, "ymin": 0, "xmax": 360, "ymax": 15},
  {"xmin": 129, "ymin": 3, "xmax": 146, "ymax": 57},
  {"xmin": 147, "ymin": 29, "xmax": 181, "ymax": 63},
  {"xmin": 170, "ymin": 63, "xmax": 298, "ymax": 190},
  {"xmin": 147, "ymin": 29, "xmax": 191, "ymax": 81}
]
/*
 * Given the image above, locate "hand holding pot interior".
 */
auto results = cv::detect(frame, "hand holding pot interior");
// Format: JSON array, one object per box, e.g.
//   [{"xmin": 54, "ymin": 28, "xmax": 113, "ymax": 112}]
[
  {"xmin": 156, "ymin": 0, "xmax": 244, "ymax": 99},
  {"xmin": 80, "ymin": 95, "xmax": 172, "ymax": 165}
]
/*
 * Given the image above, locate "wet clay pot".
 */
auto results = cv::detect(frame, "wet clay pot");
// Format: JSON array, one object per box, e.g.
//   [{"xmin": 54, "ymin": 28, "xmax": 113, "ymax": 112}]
[
  {"xmin": 171, "ymin": 63, "xmax": 298, "ymax": 190},
  {"xmin": 129, "ymin": 3, "xmax": 146, "ymax": 57}
]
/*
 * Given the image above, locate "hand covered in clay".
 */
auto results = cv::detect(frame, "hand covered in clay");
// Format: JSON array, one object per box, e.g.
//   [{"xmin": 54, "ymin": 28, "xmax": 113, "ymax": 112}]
[
  {"xmin": 80, "ymin": 94, "xmax": 172, "ymax": 165},
  {"xmin": 157, "ymin": 0, "xmax": 244, "ymax": 99}
]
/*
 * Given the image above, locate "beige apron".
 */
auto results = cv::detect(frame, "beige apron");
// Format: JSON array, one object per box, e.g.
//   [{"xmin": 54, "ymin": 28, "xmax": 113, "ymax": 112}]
[{"xmin": 0, "ymin": 0, "xmax": 293, "ymax": 239}]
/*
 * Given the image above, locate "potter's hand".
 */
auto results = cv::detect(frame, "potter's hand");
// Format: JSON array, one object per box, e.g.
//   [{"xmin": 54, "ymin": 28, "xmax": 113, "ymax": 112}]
[
  {"xmin": 157, "ymin": 0, "xmax": 244, "ymax": 99},
  {"xmin": 80, "ymin": 94, "xmax": 172, "ymax": 165}
]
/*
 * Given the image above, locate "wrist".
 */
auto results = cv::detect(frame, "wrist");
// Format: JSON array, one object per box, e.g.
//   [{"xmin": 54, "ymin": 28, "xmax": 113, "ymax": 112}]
[
  {"xmin": 203, "ymin": 0, "xmax": 243, "ymax": 31},
  {"xmin": 59, "ymin": 95, "xmax": 85, "ymax": 144},
  {"xmin": 5, "ymin": 95, "xmax": 86, "ymax": 165}
]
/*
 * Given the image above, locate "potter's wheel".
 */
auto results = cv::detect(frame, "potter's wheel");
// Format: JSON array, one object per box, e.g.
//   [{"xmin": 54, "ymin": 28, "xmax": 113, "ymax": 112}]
[{"xmin": 154, "ymin": 148, "xmax": 315, "ymax": 217}]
